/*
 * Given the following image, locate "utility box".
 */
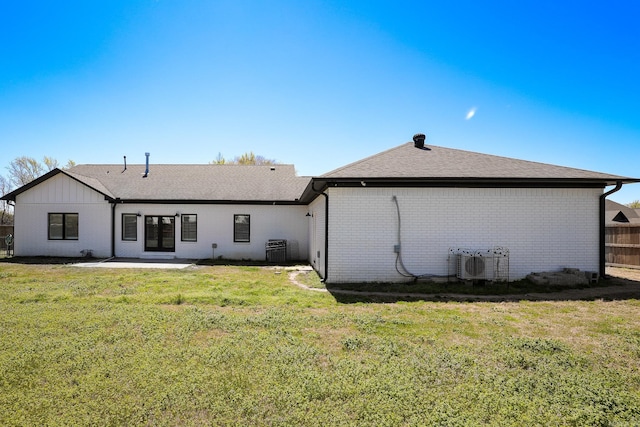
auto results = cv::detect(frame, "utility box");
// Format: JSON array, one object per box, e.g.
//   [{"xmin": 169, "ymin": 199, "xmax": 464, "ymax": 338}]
[{"xmin": 266, "ymin": 239, "xmax": 287, "ymax": 263}]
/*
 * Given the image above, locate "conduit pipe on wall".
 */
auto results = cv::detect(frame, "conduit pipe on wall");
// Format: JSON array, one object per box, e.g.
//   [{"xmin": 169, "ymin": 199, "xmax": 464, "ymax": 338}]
[
  {"xmin": 600, "ymin": 180, "xmax": 623, "ymax": 278},
  {"xmin": 392, "ymin": 195, "xmax": 454, "ymax": 280}
]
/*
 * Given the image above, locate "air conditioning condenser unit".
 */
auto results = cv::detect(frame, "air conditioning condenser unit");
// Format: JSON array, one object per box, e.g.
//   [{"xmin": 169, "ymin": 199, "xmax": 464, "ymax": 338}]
[{"xmin": 457, "ymin": 254, "xmax": 494, "ymax": 280}]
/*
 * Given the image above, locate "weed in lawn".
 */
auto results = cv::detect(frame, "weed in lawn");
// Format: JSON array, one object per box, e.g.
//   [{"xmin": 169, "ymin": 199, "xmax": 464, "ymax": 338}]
[{"xmin": 170, "ymin": 293, "xmax": 185, "ymax": 305}]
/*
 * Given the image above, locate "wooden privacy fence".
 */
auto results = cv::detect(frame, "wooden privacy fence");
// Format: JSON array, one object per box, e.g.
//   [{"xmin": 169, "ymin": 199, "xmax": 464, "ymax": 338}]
[{"xmin": 606, "ymin": 225, "xmax": 640, "ymax": 268}]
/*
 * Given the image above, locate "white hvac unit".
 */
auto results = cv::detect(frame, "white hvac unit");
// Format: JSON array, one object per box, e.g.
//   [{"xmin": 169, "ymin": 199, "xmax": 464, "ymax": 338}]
[{"xmin": 457, "ymin": 254, "xmax": 494, "ymax": 280}]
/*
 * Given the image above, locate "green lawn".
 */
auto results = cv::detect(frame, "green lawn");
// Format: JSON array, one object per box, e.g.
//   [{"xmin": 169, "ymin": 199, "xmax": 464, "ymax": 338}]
[{"xmin": 1, "ymin": 262, "xmax": 639, "ymax": 426}]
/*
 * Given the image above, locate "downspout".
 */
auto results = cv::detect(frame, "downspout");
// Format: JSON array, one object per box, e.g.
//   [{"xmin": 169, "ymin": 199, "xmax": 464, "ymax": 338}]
[
  {"xmin": 312, "ymin": 181, "xmax": 329, "ymax": 283},
  {"xmin": 7, "ymin": 201, "xmax": 15, "ymax": 254},
  {"xmin": 599, "ymin": 180, "xmax": 623, "ymax": 278},
  {"xmin": 110, "ymin": 198, "xmax": 120, "ymax": 258}
]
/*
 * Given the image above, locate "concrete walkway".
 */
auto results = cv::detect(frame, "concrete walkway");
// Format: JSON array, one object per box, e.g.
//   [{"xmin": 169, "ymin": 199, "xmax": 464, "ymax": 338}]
[{"xmin": 70, "ymin": 258, "xmax": 195, "ymax": 269}]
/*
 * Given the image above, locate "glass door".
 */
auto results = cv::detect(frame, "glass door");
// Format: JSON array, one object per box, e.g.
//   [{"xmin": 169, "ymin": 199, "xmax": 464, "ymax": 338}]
[{"xmin": 145, "ymin": 216, "xmax": 175, "ymax": 252}]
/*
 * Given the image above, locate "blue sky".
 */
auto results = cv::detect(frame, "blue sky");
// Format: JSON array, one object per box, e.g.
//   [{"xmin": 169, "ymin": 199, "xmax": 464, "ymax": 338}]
[{"xmin": 1, "ymin": 1, "xmax": 639, "ymax": 202}]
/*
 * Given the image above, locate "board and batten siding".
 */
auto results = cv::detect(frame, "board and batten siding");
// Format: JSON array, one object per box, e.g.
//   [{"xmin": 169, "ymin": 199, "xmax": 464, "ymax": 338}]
[
  {"xmin": 13, "ymin": 173, "xmax": 111, "ymax": 257},
  {"xmin": 326, "ymin": 186, "xmax": 601, "ymax": 283},
  {"xmin": 114, "ymin": 203, "xmax": 309, "ymax": 261}
]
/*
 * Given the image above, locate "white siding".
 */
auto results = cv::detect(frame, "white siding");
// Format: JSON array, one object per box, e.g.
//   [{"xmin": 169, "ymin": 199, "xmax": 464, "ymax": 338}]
[
  {"xmin": 114, "ymin": 204, "xmax": 309, "ymax": 261},
  {"xmin": 13, "ymin": 174, "xmax": 111, "ymax": 257},
  {"xmin": 326, "ymin": 187, "xmax": 602, "ymax": 283}
]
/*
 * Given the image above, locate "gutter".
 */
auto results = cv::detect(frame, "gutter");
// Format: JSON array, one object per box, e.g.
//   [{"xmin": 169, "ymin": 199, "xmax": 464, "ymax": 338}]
[
  {"xmin": 599, "ymin": 181, "xmax": 623, "ymax": 278},
  {"xmin": 311, "ymin": 180, "xmax": 329, "ymax": 283}
]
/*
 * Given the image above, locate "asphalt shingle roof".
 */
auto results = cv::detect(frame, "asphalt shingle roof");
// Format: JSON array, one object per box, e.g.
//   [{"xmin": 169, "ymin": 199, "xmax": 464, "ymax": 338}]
[
  {"xmin": 605, "ymin": 199, "xmax": 640, "ymax": 225},
  {"xmin": 66, "ymin": 164, "xmax": 310, "ymax": 202},
  {"xmin": 322, "ymin": 142, "xmax": 633, "ymax": 181},
  {"xmin": 3, "ymin": 140, "xmax": 638, "ymax": 204}
]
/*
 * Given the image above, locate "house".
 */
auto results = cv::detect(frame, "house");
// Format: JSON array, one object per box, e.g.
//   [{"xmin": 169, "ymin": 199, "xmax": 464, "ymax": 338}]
[
  {"xmin": 605, "ymin": 199, "xmax": 640, "ymax": 225},
  {"xmin": 3, "ymin": 135, "xmax": 638, "ymax": 283},
  {"xmin": 605, "ymin": 199, "xmax": 640, "ymax": 269},
  {"xmin": 1, "ymin": 161, "xmax": 310, "ymax": 262}
]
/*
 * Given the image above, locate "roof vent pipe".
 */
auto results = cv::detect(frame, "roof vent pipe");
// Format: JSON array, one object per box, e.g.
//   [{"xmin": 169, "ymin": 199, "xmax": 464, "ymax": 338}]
[
  {"xmin": 413, "ymin": 133, "xmax": 426, "ymax": 149},
  {"xmin": 122, "ymin": 156, "xmax": 127, "ymax": 173},
  {"xmin": 143, "ymin": 152, "xmax": 150, "ymax": 178}
]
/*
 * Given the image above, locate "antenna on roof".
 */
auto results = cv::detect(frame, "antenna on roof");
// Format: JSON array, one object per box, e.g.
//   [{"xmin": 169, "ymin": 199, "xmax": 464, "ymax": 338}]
[{"xmin": 122, "ymin": 156, "xmax": 127, "ymax": 173}]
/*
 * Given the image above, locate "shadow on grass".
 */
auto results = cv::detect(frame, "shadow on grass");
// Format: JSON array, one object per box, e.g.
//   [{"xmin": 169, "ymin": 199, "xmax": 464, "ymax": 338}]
[
  {"xmin": 0, "ymin": 256, "xmax": 82, "ymax": 264},
  {"xmin": 0, "ymin": 256, "xmax": 304, "ymax": 267},
  {"xmin": 325, "ymin": 276, "xmax": 640, "ymax": 303}
]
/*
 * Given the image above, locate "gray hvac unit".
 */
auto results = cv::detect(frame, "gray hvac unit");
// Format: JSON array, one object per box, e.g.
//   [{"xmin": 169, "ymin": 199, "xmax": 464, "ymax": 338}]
[
  {"xmin": 457, "ymin": 253, "xmax": 494, "ymax": 280},
  {"xmin": 450, "ymin": 247, "xmax": 510, "ymax": 282},
  {"xmin": 266, "ymin": 239, "xmax": 287, "ymax": 263}
]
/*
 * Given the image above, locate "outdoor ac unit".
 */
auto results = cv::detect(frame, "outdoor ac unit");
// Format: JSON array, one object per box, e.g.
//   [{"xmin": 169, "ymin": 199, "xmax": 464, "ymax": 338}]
[{"xmin": 457, "ymin": 254, "xmax": 494, "ymax": 280}]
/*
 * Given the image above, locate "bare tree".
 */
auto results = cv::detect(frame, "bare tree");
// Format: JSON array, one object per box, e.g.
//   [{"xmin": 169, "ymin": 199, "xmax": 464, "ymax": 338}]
[
  {"xmin": 211, "ymin": 151, "xmax": 277, "ymax": 165},
  {"xmin": 0, "ymin": 175, "xmax": 12, "ymax": 225},
  {"xmin": 7, "ymin": 157, "xmax": 45, "ymax": 187},
  {"xmin": 5, "ymin": 156, "xmax": 75, "ymax": 189},
  {"xmin": 43, "ymin": 156, "xmax": 59, "ymax": 171}
]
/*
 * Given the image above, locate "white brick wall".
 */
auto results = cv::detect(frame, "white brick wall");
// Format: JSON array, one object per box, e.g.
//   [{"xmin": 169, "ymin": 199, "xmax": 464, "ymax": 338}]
[{"xmin": 326, "ymin": 186, "xmax": 601, "ymax": 283}]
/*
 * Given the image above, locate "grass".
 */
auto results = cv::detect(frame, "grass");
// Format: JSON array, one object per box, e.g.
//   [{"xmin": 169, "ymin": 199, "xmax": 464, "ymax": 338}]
[{"xmin": 1, "ymin": 261, "xmax": 639, "ymax": 426}]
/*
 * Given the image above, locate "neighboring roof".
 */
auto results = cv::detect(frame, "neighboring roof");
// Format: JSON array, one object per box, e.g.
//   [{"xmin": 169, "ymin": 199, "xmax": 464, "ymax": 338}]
[
  {"xmin": 299, "ymin": 141, "xmax": 639, "ymax": 202},
  {"xmin": 2, "ymin": 164, "xmax": 311, "ymax": 203},
  {"xmin": 605, "ymin": 199, "xmax": 640, "ymax": 225}
]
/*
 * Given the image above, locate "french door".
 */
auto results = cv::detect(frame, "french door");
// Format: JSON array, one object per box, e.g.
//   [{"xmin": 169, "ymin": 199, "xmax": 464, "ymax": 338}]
[{"xmin": 145, "ymin": 216, "xmax": 175, "ymax": 252}]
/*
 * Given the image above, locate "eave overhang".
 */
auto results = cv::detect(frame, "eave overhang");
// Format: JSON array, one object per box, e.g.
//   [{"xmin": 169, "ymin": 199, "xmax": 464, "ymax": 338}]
[
  {"xmin": 107, "ymin": 198, "xmax": 305, "ymax": 205},
  {"xmin": 298, "ymin": 176, "xmax": 640, "ymax": 204}
]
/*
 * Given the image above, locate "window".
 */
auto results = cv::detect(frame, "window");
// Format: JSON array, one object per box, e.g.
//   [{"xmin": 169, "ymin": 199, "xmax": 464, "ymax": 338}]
[
  {"xmin": 181, "ymin": 214, "xmax": 197, "ymax": 241},
  {"xmin": 122, "ymin": 214, "xmax": 138, "ymax": 241},
  {"xmin": 234, "ymin": 214, "xmax": 250, "ymax": 242},
  {"xmin": 48, "ymin": 213, "xmax": 78, "ymax": 240}
]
